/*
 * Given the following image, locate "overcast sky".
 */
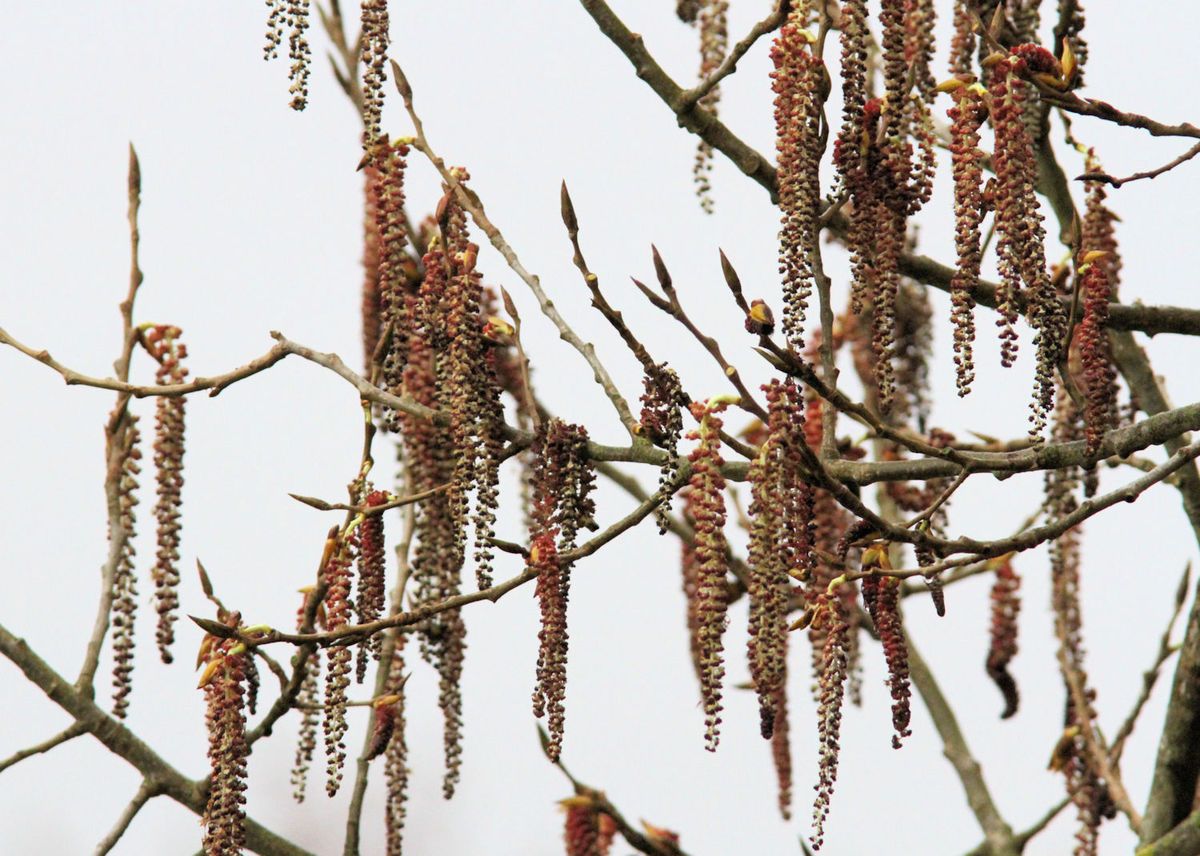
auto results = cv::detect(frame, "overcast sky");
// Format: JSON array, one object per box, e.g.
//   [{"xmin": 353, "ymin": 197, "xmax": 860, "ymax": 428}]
[{"xmin": 3, "ymin": 3, "xmax": 1199, "ymax": 854}]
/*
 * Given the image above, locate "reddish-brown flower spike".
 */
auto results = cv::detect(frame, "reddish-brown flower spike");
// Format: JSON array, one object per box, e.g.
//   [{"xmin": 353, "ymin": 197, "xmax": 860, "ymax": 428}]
[
  {"xmin": 322, "ymin": 530, "xmax": 355, "ymax": 797},
  {"xmin": 692, "ymin": 0, "xmax": 728, "ymax": 213},
  {"xmin": 290, "ymin": 653, "xmax": 320, "ymax": 802},
  {"xmin": 639, "ymin": 361, "xmax": 687, "ymax": 533},
  {"xmin": 986, "ymin": 554, "xmax": 1022, "ymax": 719},
  {"xmin": 989, "ymin": 58, "xmax": 1066, "ymax": 436},
  {"xmin": 811, "ymin": 582, "xmax": 856, "ymax": 851},
  {"xmin": 356, "ymin": 489, "xmax": 389, "ymax": 683},
  {"xmin": 528, "ymin": 418, "xmax": 596, "ymax": 761},
  {"xmin": 771, "ymin": 12, "xmax": 822, "ymax": 347},
  {"xmin": 861, "ymin": 553, "xmax": 912, "ymax": 749},
  {"xmin": 430, "ymin": 180, "xmax": 506, "ymax": 591},
  {"xmin": 561, "ymin": 796, "xmax": 603, "ymax": 856},
  {"xmin": 680, "ymin": 488, "xmax": 705, "ymax": 687},
  {"xmin": 687, "ymin": 398, "xmax": 732, "ymax": 751},
  {"xmin": 747, "ymin": 380, "xmax": 811, "ymax": 739},
  {"xmin": 948, "ymin": 0, "xmax": 976, "ymax": 76},
  {"xmin": 374, "ymin": 141, "xmax": 413, "ymax": 390},
  {"xmin": 944, "ymin": 80, "xmax": 987, "ymax": 396},
  {"xmin": 384, "ymin": 642, "xmax": 409, "ymax": 855},
  {"xmin": 530, "ymin": 533, "xmax": 569, "ymax": 761},
  {"xmin": 401, "ymin": 308, "xmax": 468, "ymax": 798},
  {"xmin": 199, "ymin": 632, "xmax": 249, "ymax": 856},
  {"xmin": 1076, "ymin": 254, "xmax": 1118, "ymax": 455},
  {"xmin": 770, "ymin": 685, "xmax": 793, "ymax": 820},
  {"xmin": 110, "ymin": 415, "xmax": 141, "ymax": 720},
  {"xmin": 146, "ymin": 324, "xmax": 187, "ymax": 664}
]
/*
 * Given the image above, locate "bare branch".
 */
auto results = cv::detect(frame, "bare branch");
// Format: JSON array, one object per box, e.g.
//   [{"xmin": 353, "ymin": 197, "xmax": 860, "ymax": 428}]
[
  {"xmin": 93, "ymin": 777, "xmax": 161, "ymax": 856},
  {"xmin": 0, "ymin": 721, "xmax": 87, "ymax": 775}
]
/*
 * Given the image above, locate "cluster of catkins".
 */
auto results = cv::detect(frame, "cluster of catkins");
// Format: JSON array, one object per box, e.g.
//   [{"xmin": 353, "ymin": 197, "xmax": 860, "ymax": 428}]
[
  {"xmin": 529, "ymin": 419, "xmax": 597, "ymax": 762},
  {"xmin": 361, "ymin": 145, "xmax": 511, "ymax": 799},
  {"xmin": 830, "ymin": 0, "xmax": 936, "ymax": 411},
  {"xmin": 770, "ymin": 3, "xmax": 823, "ymax": 349},
  {"xmin": 746, "ymin": 380, "xmax": 813, "ymax": 819},
  {"xmin": 107, "ymin": 324, "xmax": 189, "ymax": 718},
  {"xmin": 1045, "ymin": 385, "xmax": 1116, "ymax": 855}
]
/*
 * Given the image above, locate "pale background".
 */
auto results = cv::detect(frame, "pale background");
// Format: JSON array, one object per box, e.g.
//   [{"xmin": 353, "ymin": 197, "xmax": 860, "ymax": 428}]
[{"xmin": 2, "ymin": 2, "xmax": 1198, "ymax": 854}]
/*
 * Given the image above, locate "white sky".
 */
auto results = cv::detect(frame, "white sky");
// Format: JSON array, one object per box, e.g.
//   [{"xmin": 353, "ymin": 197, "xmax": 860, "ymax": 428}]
[{"xmin": 2, "ymin": 2, "xmax": 1199, "ymax": 854}]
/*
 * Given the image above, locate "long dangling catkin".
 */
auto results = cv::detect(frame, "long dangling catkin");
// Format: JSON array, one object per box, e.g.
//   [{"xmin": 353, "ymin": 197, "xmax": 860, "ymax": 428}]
[
  {"xmin": 747, "ymin": 381, "xmax": 811, "ymax": 738},
  {"xmin": 639, "ymin": 362, "xmax": 687, "ymax": 533},
  {"xmin": 687, "ymin": 399, "xmax": 731, "ymax": 751},
  {"xmin": 945, "ymin": 80, "xmax": 987, "ymax": 396},
  {"xmin": 356, "ymin": 489, "xmax": 389, "ymax": 683},
  {"xmin": 110, "ymin": 416, "xmax": 141, "ymax": 719},
  {"xmin": 147, "ymin": 325, "xmax": 187, "ymax": 664},
  {"xmin": 384, "ymin": 640, "xmax": 409, "ymax": 855},
  {"xmin": 360, "ymin": 0, "xmax": 390, "ymax": 147},
  {"xmin": 811, "ymin": 583, "xmax": 855, "ymax": 851},
  {"xmin": 199, "ymin": 627, "xmax": 249, "ymax": 856},
  {"xmin": 990, "ymin": 51, "xmax": 1066, "ymax": 437},
  {"xmin": 322, "ymin": 530, "xmax": 355, "ymax": 796},
  {"xmin": 771, "ymin": 10, "xmax": 823, "ymax": 348},
  {"xmin": 692, "ymin": 0, "xmax": 728, "ymax": 213},
  {"xmin": 986, "ymin": 555, "xmax": 1022, "ymax": 718},
  {"xmin": 529, "ymin": 419, "xmax": 596, "ymax": 762}
]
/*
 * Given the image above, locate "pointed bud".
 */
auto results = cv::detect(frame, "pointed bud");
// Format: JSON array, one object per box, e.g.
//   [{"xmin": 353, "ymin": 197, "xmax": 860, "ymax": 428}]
[
  {"xmin": 560, "ymin": 181, "xmax": 578, "ymax": 234},
  {"xmin": 650, "ymin": 245, "xmax": 672, "ymax": 291}
]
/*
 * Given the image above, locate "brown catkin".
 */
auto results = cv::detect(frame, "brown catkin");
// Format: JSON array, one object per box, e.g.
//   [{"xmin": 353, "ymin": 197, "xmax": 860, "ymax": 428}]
[
  {"xmin": 687, "ymin": 399, "xmax": 731, "ymax": 751},
  {"xmin": 692, "ymin": 0, "xmax": 728, "ymax": 213},
  {"xmin": 355, "ymin": 489, "xmax": 389, "ymax": 683},
  {"xmin": 946, "ymin": 82, "xmax": 986, "ymax": 396},
  {"xmin": 200, "ymin": 631, "xmax": 249, "ymax": 856},
  {"xmin": 110, "ymin": 415, "xmax": 141, "ymax": 719},
  {"xmin": 384, "ymin": 640, "xmax": 409, "ymax": 855},
  {"xmin": 528, "ymin": 419, "xmax": 596, "ymax": 761},
  {"xmin": 147, "ymin": 325, "xmax": 187, "ymax": 664},
  {"xmin": 360, "ymin": 0, "xmax": 390, "ymax": 147},
  {"xmin": 322, "ymin": 534, "xmax": 355, "ymax": 796},
  {"xmin": 771, "ymin": 12, "xmax": 823, "ymax": 348},
  {"xmin": 986, "ymin": 556, "xmax": 1022, "ymax": 718}
]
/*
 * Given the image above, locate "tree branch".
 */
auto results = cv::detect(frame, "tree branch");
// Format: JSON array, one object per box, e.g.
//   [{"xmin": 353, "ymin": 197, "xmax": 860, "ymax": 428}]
[
  {"xmin": 0, "ymin": 721, "xmax": 87, "ymax": 774},
  {"xmin": 93, "ymin": 777, "xmax": 161, "ymax": 856},
  {"xmin": 0, "ymin": 622, "xmax": 315, "ymax": 856}
]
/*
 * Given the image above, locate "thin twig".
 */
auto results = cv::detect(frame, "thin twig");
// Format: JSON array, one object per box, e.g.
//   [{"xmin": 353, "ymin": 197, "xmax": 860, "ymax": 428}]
[
  {"xmin": 93, "ymin": 778, "xmax": 161, "ymax": 856},
  {"xmin": 76, "ymin": 144, "xmax": 145, "ymax": 695},
  {"xmin": 1110, "ymin": 563, "xmax": 1191, "ymax": 766},
  {"xmin": 676, "ymin": 2, "xmax": 786, "ymax": 111},
  {"xmin": 1077, "ymin": 140, "xmax": 1200, "ymax": 188},
  {"xmin": 0, "ymin": 722, "xmax": 87, "ymax": 774},
  {"xmin": 389, "ymin": 58, "xmax": 640, "ymax": 439}
]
